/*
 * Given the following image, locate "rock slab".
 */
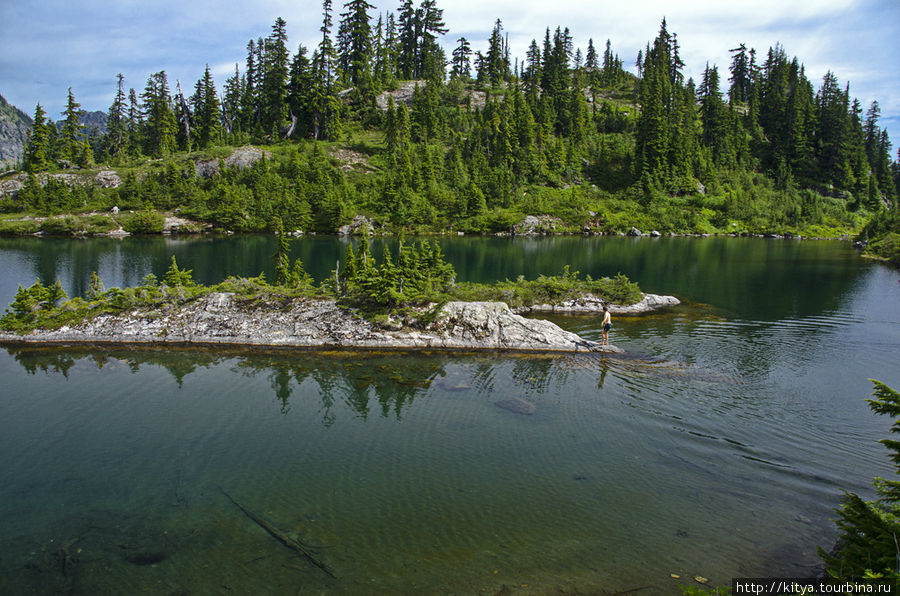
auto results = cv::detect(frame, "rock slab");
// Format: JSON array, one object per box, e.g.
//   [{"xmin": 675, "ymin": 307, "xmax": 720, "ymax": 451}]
[{"xmin": 0, "ymin": 295, "xmax": 622, "ymax": 354}]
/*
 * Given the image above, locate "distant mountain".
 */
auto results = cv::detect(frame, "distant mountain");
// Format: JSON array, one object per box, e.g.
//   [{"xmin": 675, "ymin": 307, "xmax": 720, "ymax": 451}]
[
  {"xmin": 56, "ymin": 110, "xmax": 108, "ymax": 138},
  {"xmin": 0, "ymin": 93, "xmax": 32, "ymax": 170}
]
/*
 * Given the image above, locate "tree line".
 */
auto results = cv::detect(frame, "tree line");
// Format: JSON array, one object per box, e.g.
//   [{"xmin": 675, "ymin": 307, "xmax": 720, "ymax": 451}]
[{"xmin": 15, "ymin": 2, "xmax": 900, "ymax": 237}]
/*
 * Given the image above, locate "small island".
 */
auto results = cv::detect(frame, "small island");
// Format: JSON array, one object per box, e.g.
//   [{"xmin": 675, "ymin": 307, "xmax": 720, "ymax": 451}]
[{"xmin": 0, "ymin": 237, "xmax": 678, "ymax": 353}]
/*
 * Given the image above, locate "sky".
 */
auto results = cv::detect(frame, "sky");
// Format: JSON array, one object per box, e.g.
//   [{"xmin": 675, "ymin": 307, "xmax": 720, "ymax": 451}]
[{"xmin": 1, "ymin": 0, "xmax": 899, "ymax": 148}]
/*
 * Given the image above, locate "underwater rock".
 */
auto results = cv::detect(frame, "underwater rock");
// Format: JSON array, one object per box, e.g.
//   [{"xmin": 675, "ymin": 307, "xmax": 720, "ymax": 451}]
[{"xmin": 494, "ymin": 398, "xmax": 536, "ymax": 415}]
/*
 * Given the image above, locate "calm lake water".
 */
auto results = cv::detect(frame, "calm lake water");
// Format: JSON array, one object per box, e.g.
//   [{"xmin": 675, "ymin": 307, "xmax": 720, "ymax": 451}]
[{"xmin": 0, "ymin": 235, "xmax": 898, "ymax": 594}]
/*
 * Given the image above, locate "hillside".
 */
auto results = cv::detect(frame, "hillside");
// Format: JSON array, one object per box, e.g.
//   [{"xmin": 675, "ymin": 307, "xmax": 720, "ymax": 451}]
[{"xmin": 2, "ymin": 11, "xmax": 897, "ymax": 242}]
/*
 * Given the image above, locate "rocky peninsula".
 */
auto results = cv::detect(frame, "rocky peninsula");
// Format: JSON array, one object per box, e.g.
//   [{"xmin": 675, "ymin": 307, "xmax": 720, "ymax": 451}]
[{"xmin": 0, "ymin": 293, "xmax": 645, "ymax": 353}]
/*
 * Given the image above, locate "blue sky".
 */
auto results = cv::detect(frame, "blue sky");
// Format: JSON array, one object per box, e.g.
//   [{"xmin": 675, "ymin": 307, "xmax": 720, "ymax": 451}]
[{"xmin": 1, "ymin": 0, "xmax": 898, "ymax": 148}]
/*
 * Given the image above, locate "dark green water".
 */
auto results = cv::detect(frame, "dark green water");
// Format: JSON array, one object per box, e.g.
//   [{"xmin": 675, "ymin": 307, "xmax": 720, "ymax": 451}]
[{"xmin": 0, "ymin": 235, "xmax": 898, "ymax": 594}]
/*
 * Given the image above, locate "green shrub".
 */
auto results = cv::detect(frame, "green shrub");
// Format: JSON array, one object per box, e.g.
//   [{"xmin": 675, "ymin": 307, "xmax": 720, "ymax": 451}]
[
  {"xmin": 0, "ymin": 219, "xmax": 41, "ymax": 235},
  {"xmin": 122, "ymin": 210, "xmax": 165, "ymax": 234},
  {"xmin": 868, "ymin": 232, "xmax": 900, "ymax": 266},
  {"xmin": 39, "ymin": 216, "xmax": 79, "ymax": 235}
]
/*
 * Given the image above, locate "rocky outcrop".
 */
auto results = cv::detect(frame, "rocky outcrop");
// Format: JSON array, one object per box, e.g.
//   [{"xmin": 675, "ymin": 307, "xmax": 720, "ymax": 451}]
[
  {"xmin": 0, "ymin": 294, "xmax": 620, "ymax": 353},
  {"xmin": 94, "ymin": 170, "xmax": 122, "ymax": 188},
  {"xmin": 1, "ymin": 170, "xmax": 123, "ymax": 198},
  {"xmin": 0, "ymin": 93, "xmax": 32, "ymax": 170},
  {"xmin": 337, "ymin": 214, "xmax": 375, "ymax": 236},
  {"xmin": 513, "ymin": 215, "xmax": 563, "ymax": 236},
  {"xmin": 195, "ymin": 146, "xmax": 271, "ymax": 177},
  {"xmin": 517, "ymin": 293, "xmax": 680, "ymax": 315}
]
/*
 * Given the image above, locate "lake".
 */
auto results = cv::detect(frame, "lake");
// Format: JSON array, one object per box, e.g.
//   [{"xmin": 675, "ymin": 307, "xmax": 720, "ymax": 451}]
[{"xmin": 0, "ymin": 235, "xmax": 898, "ymax": 594}]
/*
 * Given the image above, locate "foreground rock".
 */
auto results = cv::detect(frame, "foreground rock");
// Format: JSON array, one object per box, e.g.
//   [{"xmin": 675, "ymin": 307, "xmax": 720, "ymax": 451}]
[
  {"xmin": 0, "ymin": 294, "xmax": 621, "ymax": 353},
  {"xmin": 517, "ymin": 293, "xmax": 680, "ymax": 315}
]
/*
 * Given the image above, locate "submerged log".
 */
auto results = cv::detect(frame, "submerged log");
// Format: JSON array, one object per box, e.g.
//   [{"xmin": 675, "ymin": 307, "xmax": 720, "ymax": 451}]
[{"xmin": 220, "ymin": 488, "xmax": 337, "ymax": 579}]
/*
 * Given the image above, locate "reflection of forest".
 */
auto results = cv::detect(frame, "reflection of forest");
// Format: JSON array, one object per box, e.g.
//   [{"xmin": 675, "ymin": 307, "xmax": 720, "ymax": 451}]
[{"xmin": 4, "ymin": 346, "xmax": 597, "ymax": 425}]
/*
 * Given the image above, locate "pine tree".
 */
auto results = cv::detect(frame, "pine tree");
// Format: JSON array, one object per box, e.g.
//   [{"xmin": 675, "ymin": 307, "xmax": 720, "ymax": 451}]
[
  {"xmin": 484, "ymin": 19, "xmax": 506, "ymax": 87},
  {"xmin": 451, "ymin": 37, "xmax": 472, "ymax": 80},
  {"xmin": 337, "ymin": 0, "xmax": 375, "ymax": 88},
  {"xmin": 819, "ymin": 381, "xmax": 900, "ymax": 580},
  {"xmin": 105, "ymin": 73, "xmax": 129, "ymax": 158},
  {"xmin": 23, "ymin": 103, "xmax": 52, "ymax": 172},
  {"xmin": 728, "ymin": 43, "xmax": 752, "ymax": 104},
  {"xmin": 287, "ymin": 45, "xmax": 313, "ymax": 138},
  {"xmin": 59, "ymin": 87, "xmax": 86, "ymax": 164},
  {"xmin": 417, "ymin": 0, "xmax": 447, "ymax": 81},
  {"xmin": 192, "ymin": 64, "xmax": 221, "ymax": 148},
  {"xmin": 141, "ymin": 71, "xmax": 178, "ymax": 156},
  {"xmin": 260, "ymin": 18, "xmax": 291, "ymax": 137},
  {"xmin": 311, "ymin": 0, "xmax": 342, "ymax": 140},
  {"xmin": 274, "ymin": 218, "xmax": 292, "ymax": 285},
  {"xmin": 396, "ymin": 0, "xmax": 418, "ymax": 79},
  {"xmin": 222, "ymin": 64, "xmax": 243, "ymax": 137}
]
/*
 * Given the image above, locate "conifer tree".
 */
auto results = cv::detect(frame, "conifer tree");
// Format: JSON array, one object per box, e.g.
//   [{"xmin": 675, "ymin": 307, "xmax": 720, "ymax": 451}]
[
  {"xmin": 274, "ymin": 218, "xmax": 292, "ymax": 285},
  {"xmin": 222, "ymin": 64, "xmax": 243, "ymax": 137},
  {"xmin": 396, "ymin": 0, "xmax": 418, "ymax": 79},
  {"xmin": 311, "ymin": 0, "xmax": 342, "ymax": 140},
  {"xmin": 451, "ymin": 37, "xmax": 472, "ymax": 80},
  {"xmin": 59, "ymin": 87, "xmax": 86, "ymax": 164},
  {"xmin": 337, "ymin": 0, "xmax": 375, "ymax": 88},
  {"xmin": 261, "ymin": 18, "xmax": 290, "ymax": 137},
  {"xmin": 140, "ymin": 71, "xmax": 178, "ymax": 156},
  {"xmin": 105, "ymin": 73, "xmax": 129, "ymax": 158},
  {"xmin": 23, "ymin": 103, "xmax": 52, "ymax": 172},
  {"xmin": 819, "ymin": 381, "xmax": 900, "ymax": 580},
  {"xmin": 191, "ymin": 65, "xmax": 221, "ymax": 148},
  {"xmin": 417, "ymin": 0, "xmax": 447, "ymax": 81}
]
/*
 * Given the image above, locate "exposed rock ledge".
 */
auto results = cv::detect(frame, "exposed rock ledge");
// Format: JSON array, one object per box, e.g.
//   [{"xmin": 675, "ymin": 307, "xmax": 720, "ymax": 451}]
[
  {"xmin": 0, "ymin": 294, "xmax": 622, "ymax": 353},
  {"xmin": 516, "ymin": 293, "xmax": 680, "ymax": 315}
]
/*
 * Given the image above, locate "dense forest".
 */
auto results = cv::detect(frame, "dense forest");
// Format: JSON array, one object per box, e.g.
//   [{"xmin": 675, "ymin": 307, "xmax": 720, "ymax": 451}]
[{"xmin": 4, "ymin": 1, "xmax": 899, "ymax": 251}]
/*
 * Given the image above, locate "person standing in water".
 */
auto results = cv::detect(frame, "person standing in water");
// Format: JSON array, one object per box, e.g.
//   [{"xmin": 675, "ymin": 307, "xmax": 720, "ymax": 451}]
[{"xmin": 601, "ymin": 305, "xmax": 611, "ymax": 345}]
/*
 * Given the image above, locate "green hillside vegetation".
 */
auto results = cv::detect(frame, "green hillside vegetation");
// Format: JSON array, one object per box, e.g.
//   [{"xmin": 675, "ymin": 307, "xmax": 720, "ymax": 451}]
[{"xmin": 3, "ymin": 6, "xmax": 898, "ymax": 241}]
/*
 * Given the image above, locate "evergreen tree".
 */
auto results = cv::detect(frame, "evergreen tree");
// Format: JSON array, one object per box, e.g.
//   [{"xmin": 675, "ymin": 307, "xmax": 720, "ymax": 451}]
[
  {"xmin": 241, "ymin": 39, "xmax": 261, "ymax": 135},
  {"xmin": 274, "ymin": 218, "xmax": 292, "ymax": 285},
  {"xmin": 417, "ymin": 0, "xmax": 447, "ymax": 81},
  {"xmin": 59, "ymin": 87, "xmax": 87, "ymax": 165},
  {"xmin": 728, "ymin": 43, "xmax": 753, "ymax": 104},
  {"xmin": 222, "ymin": 64, "xmax": 243, "ymax": 137},
  {"xmin": 140, "ymin": 71, "xmax": 178, "ymax": 156},
  {"xmin": 311, "ymin": 0, "xmax": 342, "ymax": 140},
  {"xmin": 260, "ymin": 18, "xmax": 291, "ymax": 137},
  {"xmin": 819, "ymin": 381, "xmax": 900, "ymax": 580},
  {"xmin": 23, "ymin": 103, "xmax": 52, "ymax": 172},
  {"xmin": 337, "ymin": 0, "xmax": 375, "ymax": 88},
  {"xmin": 105, "ymin": 73, "xmax": 129, "ymax": 158},
  {"xmin": 396, "ymin": 0, "xmax": 418, "ymax": 79},
  {"xmin": 483, "ymin": 19, "xmax": 506, "ymax": 87},
  {"xmin": 192, "ymin": 64, "xmax": 221, "ymax": 148},
  {"xmin": 287, "ymin": 45, "xmax": 313, "ymax": 138},
  {"xmin": 450, "ymin": 37, "xmax": 472, "ymax": 80}
]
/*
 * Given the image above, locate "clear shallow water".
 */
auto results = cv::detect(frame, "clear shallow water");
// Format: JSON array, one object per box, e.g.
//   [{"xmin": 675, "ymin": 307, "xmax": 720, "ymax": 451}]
[{"xmin": 0, "ymin": 236, "xmax": 898, "ymax": 594}]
